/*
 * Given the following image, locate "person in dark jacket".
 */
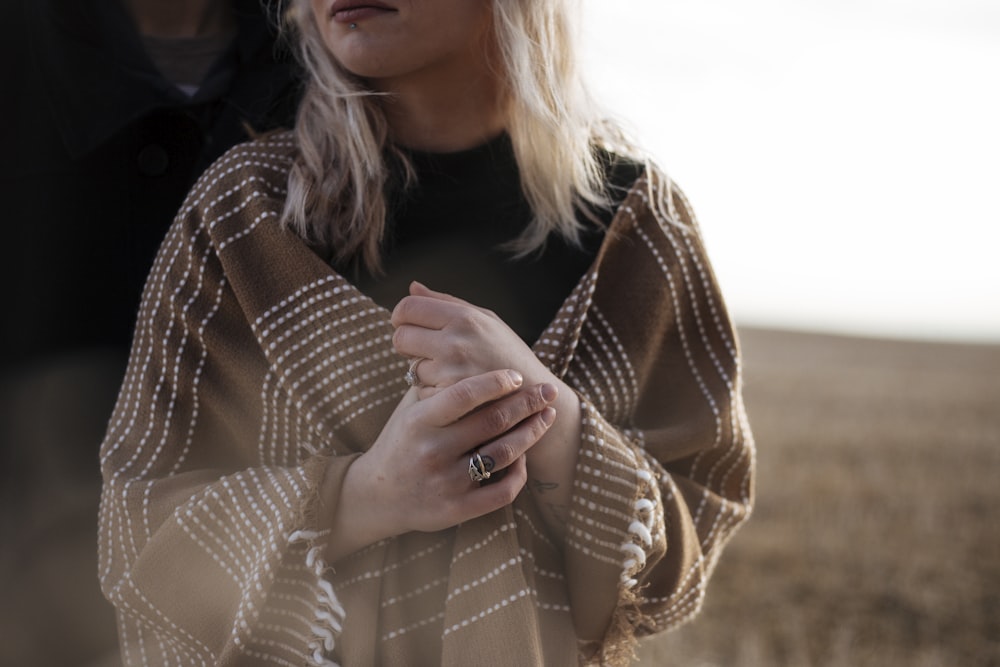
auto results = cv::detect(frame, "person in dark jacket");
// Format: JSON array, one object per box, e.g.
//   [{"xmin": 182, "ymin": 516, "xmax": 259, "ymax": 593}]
[{"xmin": 0, "ymin": 1, "xmax": 302, "ymax": 664}]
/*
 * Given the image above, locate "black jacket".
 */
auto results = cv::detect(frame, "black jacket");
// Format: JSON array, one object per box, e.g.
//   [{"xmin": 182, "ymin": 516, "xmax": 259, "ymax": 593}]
[{"xmin": 1, "ymin": 0, "xmax": 303, "ymax": 366}]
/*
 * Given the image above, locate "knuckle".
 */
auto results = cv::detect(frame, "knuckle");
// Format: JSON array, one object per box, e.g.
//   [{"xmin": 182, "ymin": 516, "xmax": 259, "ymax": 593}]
[
  {"xmin": 496, "ymin": 480, "xmax": 521, "ymax": 506},
  {"xmin": 530, "ymin": 415, "xmax": 550, "ymax": 441},
  {"xmin": 395, "ymin": 296, "xmax": 416, "ymax": 320},
  {"xmin": 452, "ymin": 311, "xmax": 487, "ymax": 339},
  {"xmin": 491, "ymin": 370, "xmax": 512, "ymax": 394},
  {"xmin": 391, "ymin": 327, "xmax": 403, "ymax": 350},
  {"xmin": 484, "ymin": 405, "xmax": 511, "ymax": 433},
  {"xmin": 455, "ymin": 311, "xmax": 478, "ymax": 331},
  {"xmin": 412, "ymin": 439, "xmax": 438, "ymax": 466},
  {"xmin": 523, "ymin": 388, "xmax": 546, "ymax": 412},
  {"xmin": 450, "ymin": 380, "xmax": 477, "ymax": 406},
  {"xmin": 426, "ymin": 449, "xmax": 448, "ymax": 472},
  {"xmin": 450, "ymin": 340, "xmax": 472, "ymax": 365},
  {"xmin": 495, "ymin": 441, "xmax": 516, "ymax": 467}
]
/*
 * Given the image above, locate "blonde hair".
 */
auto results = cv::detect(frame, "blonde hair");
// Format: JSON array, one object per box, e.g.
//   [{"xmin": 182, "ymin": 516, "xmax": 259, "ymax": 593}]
[{"xmin": 280, "ymin": 0, "xmax": 641, "ymax": 272}]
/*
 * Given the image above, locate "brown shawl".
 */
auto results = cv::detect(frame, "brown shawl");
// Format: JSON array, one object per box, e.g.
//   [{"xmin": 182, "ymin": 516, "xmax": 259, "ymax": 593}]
[{"xmin": 97, "ymin": 131, "xmax": 755, "ymax": 666}]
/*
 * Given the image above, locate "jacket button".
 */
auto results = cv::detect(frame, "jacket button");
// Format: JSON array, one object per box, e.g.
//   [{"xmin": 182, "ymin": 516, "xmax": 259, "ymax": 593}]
[{"xmin": 137, "ymin": 144, "xmax": 170, "ymax": 176}]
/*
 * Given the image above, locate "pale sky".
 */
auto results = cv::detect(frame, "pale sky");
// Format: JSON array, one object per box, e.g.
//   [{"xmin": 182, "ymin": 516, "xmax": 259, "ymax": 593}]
[{"xmin": 582, "ymin": 0, "xmax": 1000, "ymax": 343}]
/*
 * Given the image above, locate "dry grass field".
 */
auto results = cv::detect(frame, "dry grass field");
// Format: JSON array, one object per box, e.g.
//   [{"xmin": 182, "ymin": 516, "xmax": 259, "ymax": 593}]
[
  {"xmin": 2, "ymin": 327, "xmax": 998, "ymax": 666},
  {"xmin": 637, "ymin": 327, "xmax": 1000, "ymax": 667}
]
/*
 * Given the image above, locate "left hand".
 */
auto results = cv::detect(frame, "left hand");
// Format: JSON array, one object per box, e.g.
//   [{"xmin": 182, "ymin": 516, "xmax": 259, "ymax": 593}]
[
  {"xmin": 392, "ymin": 282, "xmax": 584, "ymax": 545},
  {"xmin": 390, "ymin": 281, "xmax": 555, "ymax": 400}
]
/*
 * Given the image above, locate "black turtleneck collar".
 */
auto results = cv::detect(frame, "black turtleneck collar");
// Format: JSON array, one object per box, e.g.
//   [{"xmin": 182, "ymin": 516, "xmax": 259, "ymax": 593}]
[{"xmin": 352, "ymin": 133, "xmax": 644, "ymax": 343}]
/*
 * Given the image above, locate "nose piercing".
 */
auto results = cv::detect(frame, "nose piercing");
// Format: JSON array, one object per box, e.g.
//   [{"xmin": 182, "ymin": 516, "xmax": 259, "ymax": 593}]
[{"xmin": 349, "ymin": 22, "xmax": 357, "ymax": 29}]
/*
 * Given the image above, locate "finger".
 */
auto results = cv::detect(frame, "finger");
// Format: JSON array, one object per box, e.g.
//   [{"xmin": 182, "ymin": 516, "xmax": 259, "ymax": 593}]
[
  {"xmin": 409, "ymin": 281, "xmax": 484, "ymax": 311},
  {"xmin": 393, "ymin": 328, "xmax": 475, "ymax": 389},
  {"xmin": 409, "ymin": 281, "xmax": 498, "ymax": 320},
  {"xmin": 459, "ymin": 455, "xmax": 528, "ymax": 516},
  {"xmin": 474, "ymin": 407, "xmax": 557, "ymax": 473},
  {"xmin": 390, "ymin": 294, "xmax": 466, "ymax": 330},
  {"xmin": 404, "ymin": 355, "xmax": 440, "ymax": 392},
  {"xmin": 418, "ymin": 369, "xmax": 524, "ymax": 427},
  {"xmin": 450, "ymin": 383, "xmax": 558, "ymax": 449},
  {"xmin": 392, "ymin": 323, "xmax": 444, "ymax": 361},
  {"xmin": 416, "ymin": 384, "xmax": 444, "ymax": 401},
  {"xmin": 401, "ymin": 356, "xmax": 461, "ymax": 396}
]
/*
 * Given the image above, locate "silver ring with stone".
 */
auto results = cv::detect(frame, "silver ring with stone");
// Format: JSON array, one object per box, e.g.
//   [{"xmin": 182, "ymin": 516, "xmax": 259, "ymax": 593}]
[
  {"xmin": 404, "ymin": 358, "xmax": 426, "ymax": 388},
  {"xmin": 468, "ymin": 451, "xmax": 491, "ymax": 483}
]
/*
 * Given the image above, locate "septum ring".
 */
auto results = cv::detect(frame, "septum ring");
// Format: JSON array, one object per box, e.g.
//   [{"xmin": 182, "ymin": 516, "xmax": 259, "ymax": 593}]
[
  {"xmin": 468, "ymin": 451, "xmax": 491, "ymax": 483},
  {"xmin": 404, "ymin": 358, "xmax": 426, "ymax": 388}
]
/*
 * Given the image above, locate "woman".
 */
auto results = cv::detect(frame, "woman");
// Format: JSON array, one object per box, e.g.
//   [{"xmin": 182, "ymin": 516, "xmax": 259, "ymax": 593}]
[{"xmin": 97, "ymin": 0, "xmax": 755, "ymax": 665}]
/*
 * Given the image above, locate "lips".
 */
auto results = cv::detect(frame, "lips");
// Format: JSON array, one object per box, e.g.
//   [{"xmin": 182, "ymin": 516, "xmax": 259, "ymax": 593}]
[{"xmin": 328, "ymin": 0, "xmax": 396, "ymax": 23}]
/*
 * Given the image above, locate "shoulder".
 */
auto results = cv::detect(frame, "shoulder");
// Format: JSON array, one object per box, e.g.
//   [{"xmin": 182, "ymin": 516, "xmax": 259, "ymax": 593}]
[
  {"xmin": 193, "ymin": 130, "xmax": 298, "ymax": 196},
  {"xmin": 176, "ymin": 130, "xmax": 298, "ymax": 222},
  {"xmin": 610, "ymin": 157, "xmax": 701, "ymax": 238}
]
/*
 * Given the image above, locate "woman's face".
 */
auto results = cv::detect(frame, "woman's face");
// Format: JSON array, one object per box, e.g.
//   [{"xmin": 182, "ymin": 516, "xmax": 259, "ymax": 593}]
[{"xmin": 310, "ymin": 0, "xmax": 494, "ymax": 90}]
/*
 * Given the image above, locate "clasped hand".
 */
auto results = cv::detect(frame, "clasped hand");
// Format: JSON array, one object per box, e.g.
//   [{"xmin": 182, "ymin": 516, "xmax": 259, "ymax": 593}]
[
  {"xmin": 335, "ymin": 283, "xmax": 561, "ymax": 550},
  {"xmin": 390, "ymin": 281, "xmax": 555, "ymax": 400}
]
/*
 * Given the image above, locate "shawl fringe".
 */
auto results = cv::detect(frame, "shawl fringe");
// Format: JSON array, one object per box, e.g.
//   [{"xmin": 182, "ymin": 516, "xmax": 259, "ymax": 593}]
[
  {"xmin": 288, "ymin": 528, "xmax": 345, "ymax": 666},
  {"xmin": 288, "ymin": 454, "xmax": 347, "ymax": 667},
  {"xmin": 592, "ymin": 469, "xmax": 660, "ymax": 666}
]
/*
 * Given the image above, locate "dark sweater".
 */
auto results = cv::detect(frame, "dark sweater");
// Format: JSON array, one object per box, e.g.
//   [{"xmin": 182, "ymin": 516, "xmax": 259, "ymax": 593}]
[{"xmin": 350, "ymin": 133, "xmax": 644, "ymax": 343}]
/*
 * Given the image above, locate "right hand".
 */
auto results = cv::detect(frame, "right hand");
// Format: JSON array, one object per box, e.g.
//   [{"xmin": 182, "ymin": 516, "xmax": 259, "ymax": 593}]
[{"xmin": 326, "ymin": 369, "xmax": 557, "ymax": 559}]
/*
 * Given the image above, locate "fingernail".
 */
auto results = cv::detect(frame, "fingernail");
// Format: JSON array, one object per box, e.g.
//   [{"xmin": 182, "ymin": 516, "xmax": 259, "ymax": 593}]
[
  {"xmin": 508, "ymin": 370, "xmax": 523, "ymax": 386},
  {"xmin": 540, "ymin": 383, "xmax": 558, "ymax": 402},
  {"xmin": 540, "ymin": 407, "xmax": 556, "ymax": 426}
]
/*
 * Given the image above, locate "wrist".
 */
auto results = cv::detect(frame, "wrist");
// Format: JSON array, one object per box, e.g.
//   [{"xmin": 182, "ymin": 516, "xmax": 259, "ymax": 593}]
[
  {"xmin": 525, "ymin": 379, "xmax": 582, "ymax": 467},
  {"xmin": 323, "ymin": 453, "xmax": 398, "ymax": 563}
]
